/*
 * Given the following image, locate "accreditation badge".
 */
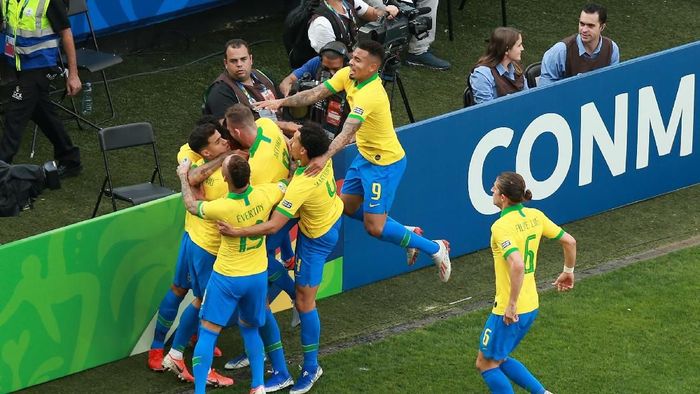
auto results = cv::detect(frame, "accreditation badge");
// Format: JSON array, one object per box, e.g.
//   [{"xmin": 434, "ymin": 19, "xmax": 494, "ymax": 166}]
[
  {"xmin": 326, "ymin": 99, "xmax": 342, "ymax": 127},
  {"xmin": 4, "ymin": 36, "xmax": 15, "ymax": 57}
]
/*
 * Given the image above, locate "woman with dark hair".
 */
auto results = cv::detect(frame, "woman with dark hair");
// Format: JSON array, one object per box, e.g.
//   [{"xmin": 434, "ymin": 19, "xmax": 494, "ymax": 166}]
[{"xmin": 469, "ymin": 27, "xmax": 528, "ymax": 104}]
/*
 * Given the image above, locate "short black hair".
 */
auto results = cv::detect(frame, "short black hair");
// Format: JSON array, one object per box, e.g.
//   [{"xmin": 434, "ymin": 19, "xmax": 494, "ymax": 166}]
[
  {"xmin": 224, "ymin": 39, "xmax": 250, "ymax": 57},
  {"xmin": 225, "ymin": 154, "xmax": 251, "ymax": 189},
  {"xmin": 582, "ymin": 3, "xmax": 607, "ymax": 24},
  {"xmin": 299, "ymin": 122, "xmax": 331, "ymax": 159},
  {"xmin": 356, "ymin": 40, "xmax": 385, "ymax": 64},
  {"xmin": 196, "ymin": 115, "xmax": 231, "ymax": 141},
  {"xmin": 188, "ymin": 123, "xmax": 217, "ymax": 154}
]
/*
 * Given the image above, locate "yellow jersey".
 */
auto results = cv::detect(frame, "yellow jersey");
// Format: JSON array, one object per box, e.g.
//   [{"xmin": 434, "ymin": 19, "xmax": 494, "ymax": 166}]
[
  {"xmin": 324, "ymin": 66, "xmax": 405, "ymax": 165},
  {"xmin": 177, "ymin": 144, "xmax": 204, "ymax": 234},
  {"xmin": 275, "ymin": 159, "xmax": 344, "ymax": 238},
  {"xmin": 490, "ymin": 204, "xmax": 564, "ymax": 315},
  {"xmin": 185, "ymin": 158, "xmax": 228, "ymax": 255},
  {"xmin": 249, "ymin": 117, "xmax": 290, "ymax": 185},
  {"xmin": 198, "ymin": 182, "xmax": 287, "ymax": 277}
]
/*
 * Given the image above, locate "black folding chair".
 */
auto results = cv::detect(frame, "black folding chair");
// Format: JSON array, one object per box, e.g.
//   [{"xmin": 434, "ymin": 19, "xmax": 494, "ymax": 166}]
[
  {"xmin": 30, "ymin": 0, "xmax": 123, "ymax": 158},
  {"xmin": 92, "ymin": 122, "xmax": 174, "ymax": 218},
  {"xmin": 524, "ymin": 62, "xmax": 542, "ymax": 88},
  {"xmin": 63, "ymin": 0, "xmax": 123, "ymax": 124},
  {"xmin": 463, "ymin": 85, "xmax": 475, "ymax": 107}
]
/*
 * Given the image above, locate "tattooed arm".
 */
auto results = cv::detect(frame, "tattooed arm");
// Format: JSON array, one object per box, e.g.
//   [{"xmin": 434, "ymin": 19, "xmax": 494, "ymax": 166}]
[
  {"xmin": 177, "ymin": 159, "xmax": 202, "ymax": 215},
  {"xmin": 187, "ymin": 152, "xmax": 230, "ymax": 186},
  {"xmin": 304, "ymin": 116, "xmax": 362, "ymax": 176},
  {"xmin": 254, "ymin": 83, "xmax": 334, "ymax": 111}
]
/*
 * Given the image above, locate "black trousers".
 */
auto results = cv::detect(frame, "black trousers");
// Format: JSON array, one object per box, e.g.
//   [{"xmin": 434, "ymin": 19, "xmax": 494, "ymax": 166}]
[{"xmin": 0, "ymin": 67, "xmax": 80, "ymax": 164}]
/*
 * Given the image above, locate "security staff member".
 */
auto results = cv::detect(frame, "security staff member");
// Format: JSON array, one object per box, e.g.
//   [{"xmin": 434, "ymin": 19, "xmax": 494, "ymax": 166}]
[
  {"xmin": 279, "ymin": 41, "xmax": 350, "ymax": 138},
  {"xmin": 0, "ymin": 0, "xmax": 82, "ymax": 177}
]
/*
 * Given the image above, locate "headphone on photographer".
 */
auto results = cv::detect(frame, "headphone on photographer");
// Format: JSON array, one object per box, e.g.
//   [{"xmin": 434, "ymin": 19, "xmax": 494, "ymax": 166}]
[{"xmin": 319, "ymin": 41, "xmax": 350, "ymax": 65}]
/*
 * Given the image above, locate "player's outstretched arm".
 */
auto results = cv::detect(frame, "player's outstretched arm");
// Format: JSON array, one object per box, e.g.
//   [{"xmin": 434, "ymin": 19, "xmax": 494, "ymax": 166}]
[
  {"xmin": 187, "ymin": 152, "xmax": 231, "ymax": 186},
  {"xmin": 177, "ymin": 158, "xmax": 203, "ymax": 215},
  {"xmin": 217, "ymin": 211, "xmax": 290, "ymax": 237},
  {"xmin": 553, "ymin": 233, "xmax": 577, "ymax": 291},
  {"xmin": 256, "ymin": 83, "xmax": 334, "ymax": 111},
  {"xmin": 505, "ymin": 251, "xmax": 525, "ymax": 325},
  {"xmin": 305, "ymin": 116, "xmax": 361, "ymax": 176}
]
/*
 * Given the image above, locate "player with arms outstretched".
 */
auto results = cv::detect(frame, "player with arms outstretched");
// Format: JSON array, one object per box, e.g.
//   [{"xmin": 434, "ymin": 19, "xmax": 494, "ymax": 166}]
[{"xmin": 255, "ymin": 40, "xmax": 452, "ymax": 282}]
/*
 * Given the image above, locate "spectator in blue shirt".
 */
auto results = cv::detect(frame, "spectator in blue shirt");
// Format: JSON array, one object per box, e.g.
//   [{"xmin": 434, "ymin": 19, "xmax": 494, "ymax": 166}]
[
  {"xmin": 279, "ymin": 41, "xmax": 348, "ymax": 97},
  {"xmin": 539, "ymin": 3, "xmax": 620, "ymax": 86},
  {"xmin": 469, "ymin": 27, "xmax": 528, "ymax": 105}
]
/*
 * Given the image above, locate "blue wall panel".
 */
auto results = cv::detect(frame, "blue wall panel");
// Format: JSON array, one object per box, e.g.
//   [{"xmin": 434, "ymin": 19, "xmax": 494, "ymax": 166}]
[{"xmin": 340, "ymin": 41, "xmax": 700, "ymax": 290}]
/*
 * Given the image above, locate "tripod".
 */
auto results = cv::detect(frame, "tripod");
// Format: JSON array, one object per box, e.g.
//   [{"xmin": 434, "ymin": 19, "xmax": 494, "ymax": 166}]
[{"xmin": 380, "ymin": 53, "xmax": 415, "ymax": 123}]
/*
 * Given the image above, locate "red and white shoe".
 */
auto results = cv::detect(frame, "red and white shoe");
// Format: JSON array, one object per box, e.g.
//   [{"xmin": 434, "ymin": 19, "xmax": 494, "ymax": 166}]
[
  {"xmin": 405, "ymin": 226, "xmax": 424, "ymax": 266},
  {"xmin": 148, "ymin": 348, "xmax": 164, "ymax": 372},
  {"xmin": 162, "ymin": 353, "xmax": 194, "ymax": 382},
  {"xmin": 431, "ymin": 240, "xmax": 452, "ymax": 283},
  {"xmin": 206, "ymin": 369, "xmax": 234, "ymax": 387},
  {"xmin": 250, "ymin": 385, "xmax": 265, "ymax": 394}
]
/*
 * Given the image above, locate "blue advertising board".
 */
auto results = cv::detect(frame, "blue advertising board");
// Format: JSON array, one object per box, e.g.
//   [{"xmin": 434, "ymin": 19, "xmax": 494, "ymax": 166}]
[
  {"xmin": 341, "ymin": 41, "xmax": 700, "ymax": 290},
  {"xmin": 70, "ymin": 0, "xmax": 238, "ymax": 38}
]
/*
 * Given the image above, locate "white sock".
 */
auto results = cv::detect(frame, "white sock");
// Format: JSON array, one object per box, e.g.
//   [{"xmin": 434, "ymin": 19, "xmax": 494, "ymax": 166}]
[{"xmin": 168, "ymin": 348, "xmax": 183, "ymax": 360}]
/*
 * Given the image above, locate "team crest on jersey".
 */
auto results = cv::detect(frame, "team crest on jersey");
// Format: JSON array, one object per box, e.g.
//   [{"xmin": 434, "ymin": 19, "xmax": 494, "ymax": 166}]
[
  {"xmin": 500, "ymin": 240, "xmax": 511, "ymax": 249},
  {"xmin": 353, "ymin": 107, "xmax": 364, "ymax": 115},
  {"xmin": 281, "ymin": 200, "xmax": 292, "ymax": 209}
]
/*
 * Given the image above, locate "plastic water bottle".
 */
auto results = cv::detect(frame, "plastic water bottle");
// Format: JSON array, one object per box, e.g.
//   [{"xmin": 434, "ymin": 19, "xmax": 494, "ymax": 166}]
[{"xmin": 81, "ymin": 82, "xmax": 93, "ymax": 115}]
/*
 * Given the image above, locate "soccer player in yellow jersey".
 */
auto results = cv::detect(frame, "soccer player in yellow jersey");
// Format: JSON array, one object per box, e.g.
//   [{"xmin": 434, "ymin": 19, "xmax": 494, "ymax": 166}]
[
  {"xmin": 255, "ymin": 40, "xmax": 452, "ymax": 283},
  {"xmin": 178, "ymin": 154, "xmax": 287, "ymax": 394},
  {"xmin": 219, "ymin": 123, "xmax": 343, "ymax": 393},
  {"xmin": 148, "ymin": 119, "xmax": 226, "ymax": 373},
  {"xmin": 222, "ymin": 104, "xmax": 301, "ymax": 374},
  {"xmin": 476, "ymin": 172, "xmax": 576, "ymax": 394},
  {"xmin": 160, "ymin": 124, "xmax": 233, "ymax": 387}
]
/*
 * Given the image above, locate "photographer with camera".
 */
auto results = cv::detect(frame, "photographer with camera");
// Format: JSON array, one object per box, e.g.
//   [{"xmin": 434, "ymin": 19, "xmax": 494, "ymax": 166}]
[
  {"xmin": 365, "ymin": 0, "xmax": 449, "ymax": 70},
  {"xmin": 279, "ymin": 41, "xmax": 350, "ymax": 138},
  {"xmin": 308, "ymin": 0, "xmax": 399, "ymax": 51}
]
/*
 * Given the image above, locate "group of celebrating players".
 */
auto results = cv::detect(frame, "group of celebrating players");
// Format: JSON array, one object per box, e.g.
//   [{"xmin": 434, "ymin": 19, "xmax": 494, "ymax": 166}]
[{"xmin": 146, "ymin": 37, "xmax": 578, "ymax": 394}]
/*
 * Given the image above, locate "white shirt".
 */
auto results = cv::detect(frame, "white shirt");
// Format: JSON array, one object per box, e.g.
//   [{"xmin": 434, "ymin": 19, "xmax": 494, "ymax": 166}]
[{"xmin": 308, "ymin": 0, "xmax": 370, "ymax": 53}]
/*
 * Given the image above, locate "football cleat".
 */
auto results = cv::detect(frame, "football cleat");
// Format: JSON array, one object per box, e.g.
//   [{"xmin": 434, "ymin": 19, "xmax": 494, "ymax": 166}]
[
  {"xmin": 225, "ymin": 352, "xmax": 268, "ymax": 370},
  {"xmin": 148, "ymin": 348, "xmax": 165, "ymax": 372},
  {"xmin": 431, "ymin": 240, "xmax": 452, "ymax": 283},
  {"xmin": 265, "ymin": 369, "xmax": 294, "ymax": 392},
  {"xmin": 290, "ymin": 366, "xmax": 323, "ymax": 394},
  {"xmin": 206, "ymin": 369, "xmax": 234, "ymax": 387},
  {"xmin": 404, "ymin": 226, "xmax": 424, "ymax": 266},
  {"xmin": 250, "ymin": 385, "xmax": 265, "ymax": 394},
  {"xmin": 162, "ymin": 353, "xmax": 194, "ymax": 382}
]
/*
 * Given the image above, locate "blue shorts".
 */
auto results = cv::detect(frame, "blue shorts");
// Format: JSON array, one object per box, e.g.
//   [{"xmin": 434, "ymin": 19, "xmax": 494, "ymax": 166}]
[
  {"xmin": 200, "ymin": 270, "xmax": 267, "ymax": 328},
  {"xmin": 341, "ymin": 154, "xmax": 407, "ymax": 214},
  {"xmin": 295, "ymin": 216, "xmax": 342, "ymax": 287},
  {"xmin": 478, "ymin": 309, "xmax": 539, "ymax": 360},
  {"xmin": 186, "ymin": 239, "xmax": 216, "ymax": 299},
  {"xmin": 172, "ymin": 232, "xmax": 192, "ymax": 290}
]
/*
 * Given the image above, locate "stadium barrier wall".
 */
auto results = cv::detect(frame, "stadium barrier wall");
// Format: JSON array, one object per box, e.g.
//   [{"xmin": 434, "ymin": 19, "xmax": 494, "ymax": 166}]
[{"xmin": 0, "ymin": 41, "xmax": 697, "ymax": 391}]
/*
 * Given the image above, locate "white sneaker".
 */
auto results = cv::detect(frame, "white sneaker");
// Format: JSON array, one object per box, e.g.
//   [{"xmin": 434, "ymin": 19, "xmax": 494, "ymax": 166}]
[
  {"xmin": 405, "ymin": 226, "xmax": 424, "ymax": 266},
  {"xmin": 291, "ymin": 301, "xmax": 301, "ymax": 328},
  {"xmin": 431, "ymin": 240, "xmax": 451, "ymax": 282}
]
